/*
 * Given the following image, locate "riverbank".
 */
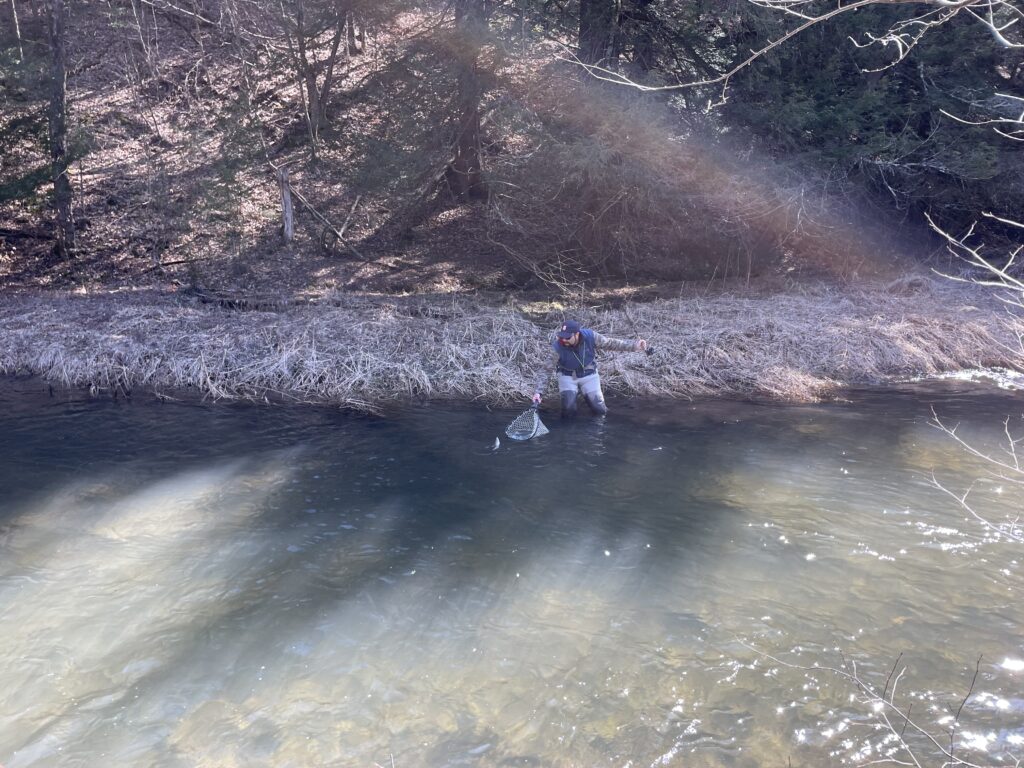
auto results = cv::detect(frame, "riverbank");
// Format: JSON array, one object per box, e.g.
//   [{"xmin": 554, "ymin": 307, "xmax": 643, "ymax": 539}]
[{"xmin": 0, "ymin": 277, "xmax": 1019, "ymax": 411}]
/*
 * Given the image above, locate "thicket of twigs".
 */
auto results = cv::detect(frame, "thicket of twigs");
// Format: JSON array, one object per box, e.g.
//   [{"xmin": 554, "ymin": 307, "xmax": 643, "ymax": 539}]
[
  {"xmin": 476, "ymin": 68, "xmax": 906, "ymax": 288},
  {"xmin": 0, "ymin": 278, "xmax": 1018, "ymax": 411}
]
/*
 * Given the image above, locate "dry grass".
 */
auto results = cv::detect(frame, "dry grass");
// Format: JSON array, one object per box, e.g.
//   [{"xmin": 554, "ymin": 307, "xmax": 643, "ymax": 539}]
[{"xmin": 0, "ymin": 279, "xmax": 1020, "ymax": 411}]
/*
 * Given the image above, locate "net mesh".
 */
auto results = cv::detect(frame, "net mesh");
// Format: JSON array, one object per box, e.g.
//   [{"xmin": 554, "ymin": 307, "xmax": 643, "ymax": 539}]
[{"xmin": 505, "ymin": 407, "xmax": 549, "ymax": 440}]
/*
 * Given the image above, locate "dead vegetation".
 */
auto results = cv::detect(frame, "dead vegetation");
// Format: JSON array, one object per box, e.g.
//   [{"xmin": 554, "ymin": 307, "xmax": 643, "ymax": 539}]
[
  {"xmin": 0, "ymin": 278, "xmax": 1017, "ymax": 411},
  {"xmin": 480, "ymin": 73, "xmax": 914, "ymax": 289}
]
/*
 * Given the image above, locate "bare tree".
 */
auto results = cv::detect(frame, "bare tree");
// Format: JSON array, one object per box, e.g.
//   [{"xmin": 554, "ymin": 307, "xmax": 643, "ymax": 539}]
[
  {"xmin": 282, "ymin": 0, "xmax": 350, "ymax": 160},
  {"xmin": 47, "ymin": 0, "xmax": 74, "ymax": 258},
  {"xmin": 346, "ymin": 6, "xmax": 363, "ymax": 55},
  {"xmin": 445, "ymin": 0, "xmax": 491, "ymax": 201},
  {"xmin": 930, "ymin": 213, "xmax": 1024, "ymax": 304},
  {"xmin": 9, "ymin": 0, "xmax": 24, "ymax": 62}
]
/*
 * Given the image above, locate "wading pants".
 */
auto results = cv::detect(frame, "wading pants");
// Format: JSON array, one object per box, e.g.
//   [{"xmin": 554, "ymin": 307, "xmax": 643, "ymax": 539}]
[{"xmin": 558, "ymin": 371, "xmax": 608, "ymax": 417}]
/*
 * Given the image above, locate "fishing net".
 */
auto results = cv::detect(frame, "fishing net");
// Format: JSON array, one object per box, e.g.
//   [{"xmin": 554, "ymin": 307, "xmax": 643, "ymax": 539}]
[{"xmin": 505, "ymin": 405, "xmax": 549, "ymax": 441}]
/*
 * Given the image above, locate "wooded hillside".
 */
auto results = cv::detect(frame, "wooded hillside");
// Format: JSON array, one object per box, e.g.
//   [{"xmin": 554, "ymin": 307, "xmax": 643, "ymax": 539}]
[{"xmin": 2, "ymin": 0, "xmax": 1021, "ymax": 296}]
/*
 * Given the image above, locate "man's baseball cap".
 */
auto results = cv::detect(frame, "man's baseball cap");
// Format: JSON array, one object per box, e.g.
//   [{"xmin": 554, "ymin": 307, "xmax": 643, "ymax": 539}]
[{"xmin": 556, "ymin": 320, "xmax": 582, "ymax": 339}]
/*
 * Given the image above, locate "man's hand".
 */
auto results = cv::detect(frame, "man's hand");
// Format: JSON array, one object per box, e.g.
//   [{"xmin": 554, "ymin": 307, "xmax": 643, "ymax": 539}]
[
  {"xmin": 636, "ymin": 339, "xmax": 648, "ymax": 352},
  {"xmin": 532, "ymin": 392, "xmax": 542, "ymax": 405}
]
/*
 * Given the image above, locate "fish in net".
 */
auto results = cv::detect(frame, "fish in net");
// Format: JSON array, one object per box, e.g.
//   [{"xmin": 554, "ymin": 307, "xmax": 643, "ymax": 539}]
[{"xmin": 505, "ymin": 405, "xmax": 549, "ymax": 441}]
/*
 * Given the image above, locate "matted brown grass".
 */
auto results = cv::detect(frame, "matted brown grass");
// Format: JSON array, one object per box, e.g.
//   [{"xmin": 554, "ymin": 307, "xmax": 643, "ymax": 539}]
[{"xmin": 0, "ymin": 278, "xmax": 1020, "ymax": 411}]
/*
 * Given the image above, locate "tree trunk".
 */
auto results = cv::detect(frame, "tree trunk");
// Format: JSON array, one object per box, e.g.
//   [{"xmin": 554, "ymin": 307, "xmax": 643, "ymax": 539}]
[
  {"xmin": 10, "ymin": 0, "xmax": 24, "ymax": 62},
  {"xmin": 293, "ymin": 0, "xmax": 321, "ymax": 157},
  {"xmin": 47, "ymin": 0, "xmax": 74, "ymax": 258},
  {"xmin": 279, "ymin": 167, "xmax": 295, "ymax": 242},
  {"xmin": 626, "ymin": 0, "xmax": 654, "ymax": 78},
  {"xmin": 293, "ymin": 0, "xmax": 346, "ymax": 160},
  {"xmin": 346, "ymin": 11, "xmax": 362, "ymax": 55},
  {"xmin": 579, "ymin": 0, "xmax": 619, "ymax": 67},
  {"xmin": 318, "ymin": 21, "xmax": 344, "ymax": 121},
  {"xmin": 446, "ymin": 0, "xmax": 489, "ymax": 202}
]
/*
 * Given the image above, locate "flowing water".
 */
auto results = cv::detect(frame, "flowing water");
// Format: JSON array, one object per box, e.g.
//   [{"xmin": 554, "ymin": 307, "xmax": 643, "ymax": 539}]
[{"xmin": 0, "ymin": 378, "xmax": 1022, "ymax": 768}]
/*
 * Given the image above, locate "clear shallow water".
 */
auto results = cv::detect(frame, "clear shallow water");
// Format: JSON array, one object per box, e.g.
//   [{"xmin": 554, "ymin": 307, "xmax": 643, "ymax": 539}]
[{"xmin": 0, "ymin": 379, "xmax": 1022, "ymax": 767}]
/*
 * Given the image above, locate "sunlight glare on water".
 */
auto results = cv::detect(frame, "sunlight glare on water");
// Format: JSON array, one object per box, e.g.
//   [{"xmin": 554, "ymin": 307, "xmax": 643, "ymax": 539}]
[{"xmin": 0, "ymin": 379, "xmax": 1021, "ymax": 767}]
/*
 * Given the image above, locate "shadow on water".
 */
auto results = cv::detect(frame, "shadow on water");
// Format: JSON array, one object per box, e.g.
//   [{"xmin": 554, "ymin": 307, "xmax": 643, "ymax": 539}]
[
  {"xmin": 1, "ymin": 377, "xmax": 1023, "ymax": 766},
  {"xmin": 0, "ymin": 382, "xmax": 736, "ymax": 763}
]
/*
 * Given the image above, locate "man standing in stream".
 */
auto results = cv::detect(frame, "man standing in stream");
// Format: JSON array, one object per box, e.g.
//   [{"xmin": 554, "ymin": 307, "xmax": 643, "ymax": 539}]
[{"xmin": 533, "ymin": 319, "xmax": 649, "ymax": 417}]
